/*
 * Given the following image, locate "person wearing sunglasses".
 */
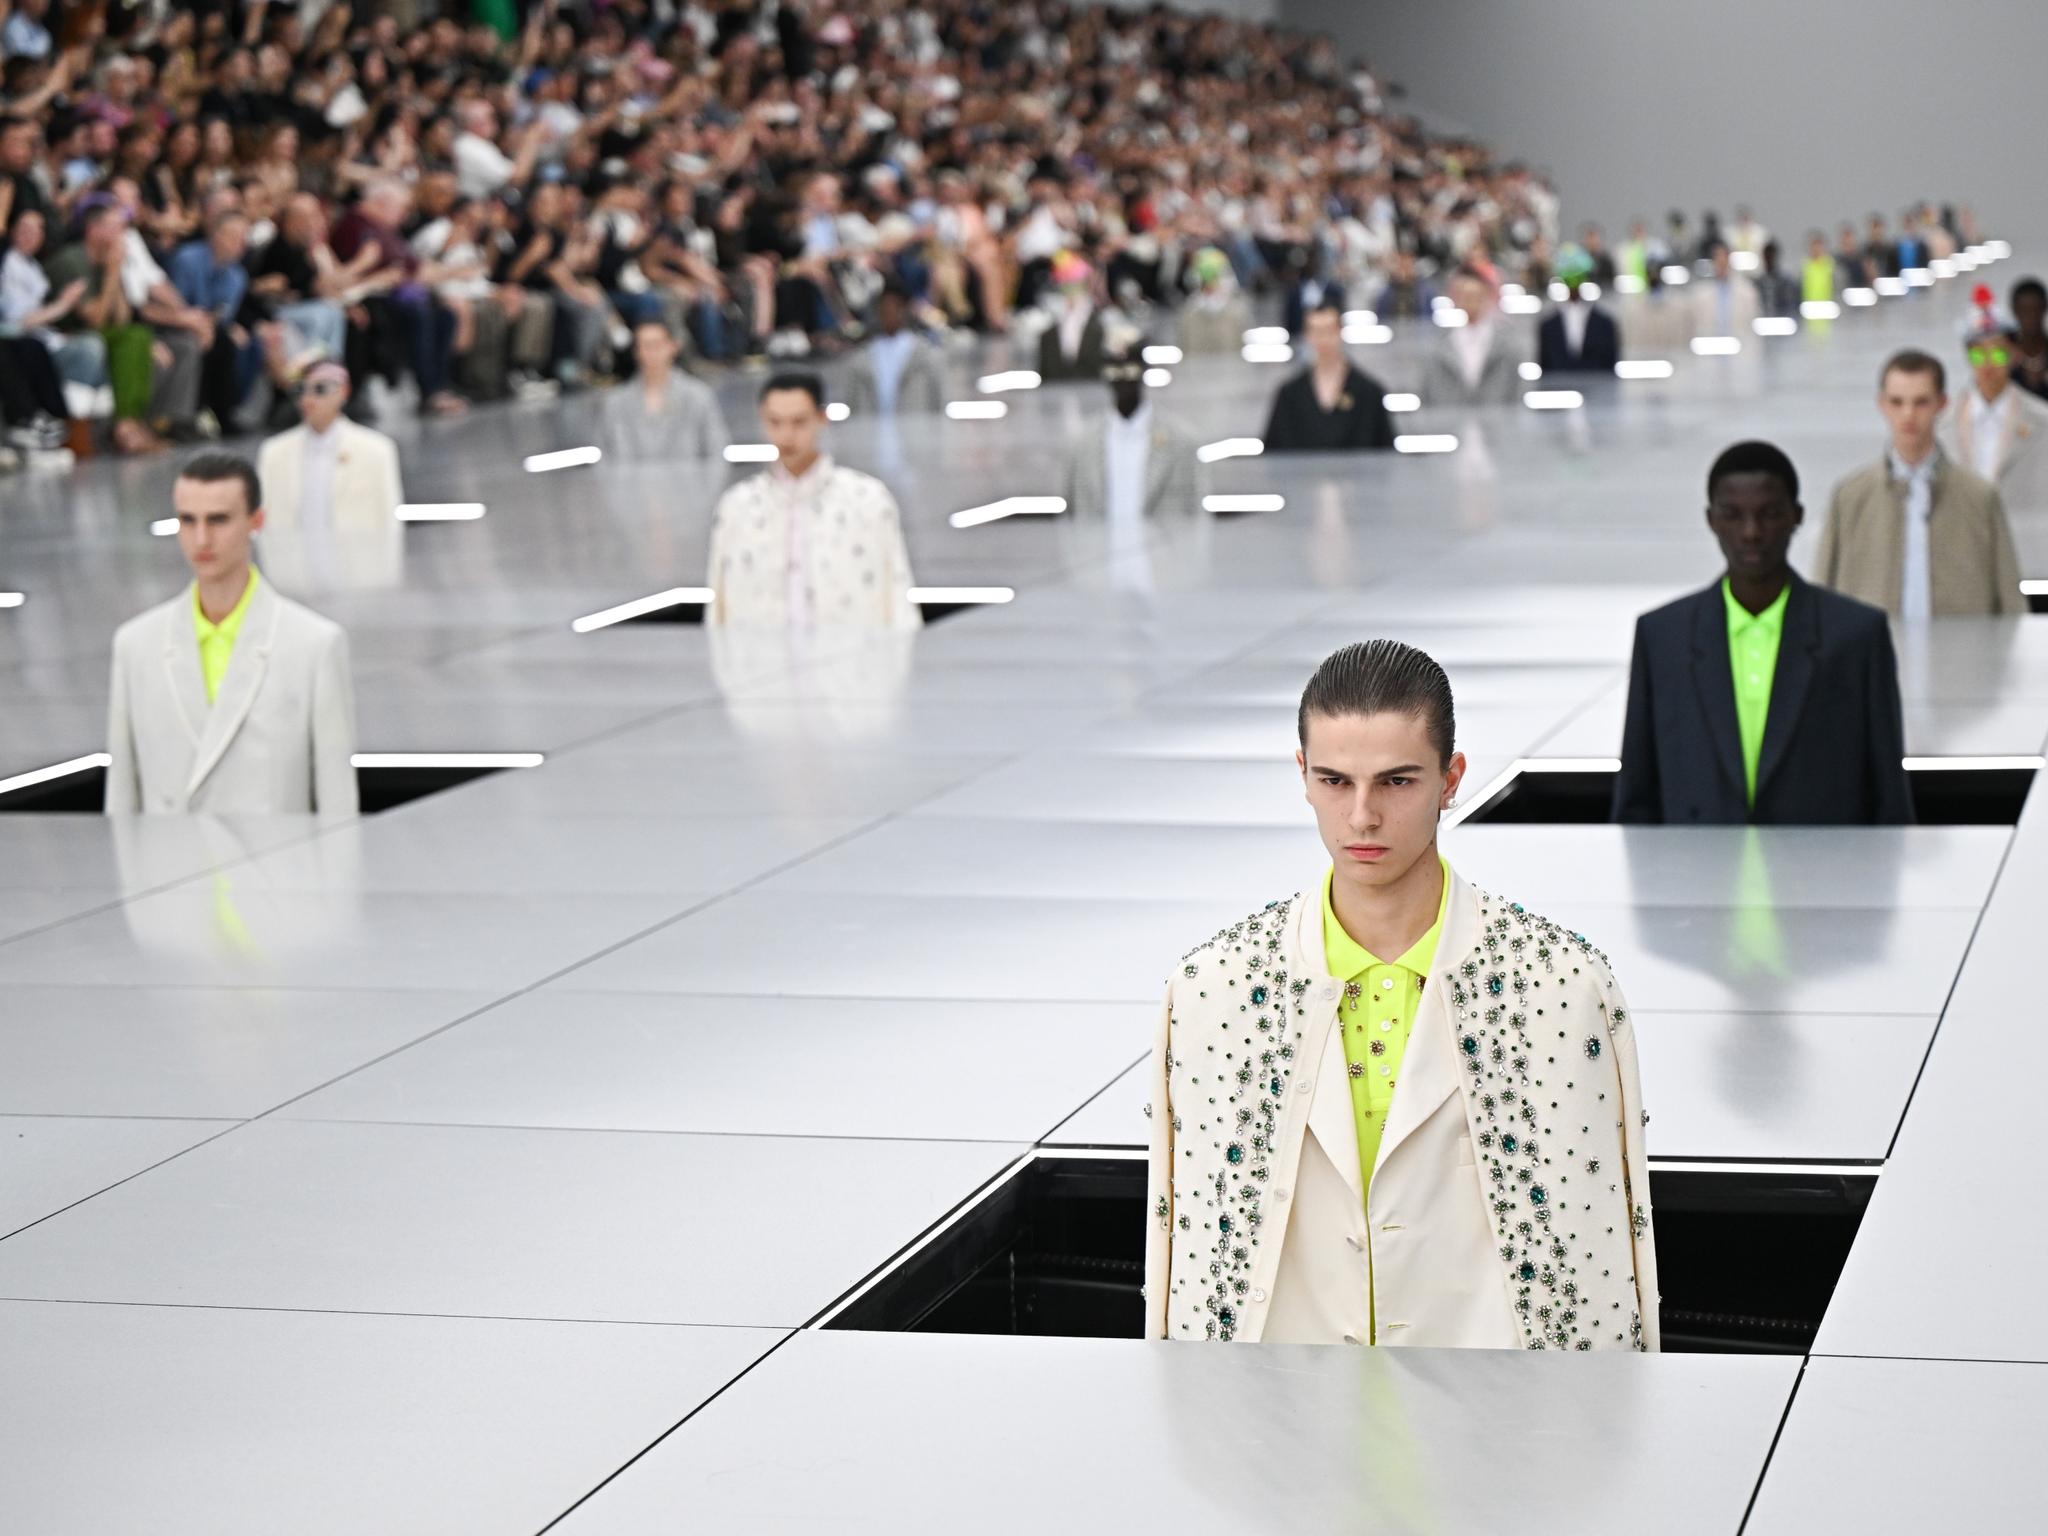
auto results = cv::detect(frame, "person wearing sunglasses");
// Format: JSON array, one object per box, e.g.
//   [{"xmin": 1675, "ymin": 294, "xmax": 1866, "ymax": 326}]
[
  {"xmin": 254, "ymin": 361, "xmax": 405, "ymax": 592},
  {"xmin": 1941, "ymin": 290, "xmax": 2048, "ymax": 513}
]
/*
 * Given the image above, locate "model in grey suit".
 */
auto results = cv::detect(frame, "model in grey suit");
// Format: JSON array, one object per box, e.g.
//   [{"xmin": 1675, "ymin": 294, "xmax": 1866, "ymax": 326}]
[
  {"xmin": 1060, "ymin": 355, "xmax": 1206, "ymax": 522},
  {"xmin": 106, "ymin": 574, "xmax": 358, "ymax": 815},
  {"xmin": 1423, "ymin": 268, "xmax": 1527, "ymax": 406},
  {"xmin": 841, "ymin": 333, "xmax": 947, "ymax": 415}
]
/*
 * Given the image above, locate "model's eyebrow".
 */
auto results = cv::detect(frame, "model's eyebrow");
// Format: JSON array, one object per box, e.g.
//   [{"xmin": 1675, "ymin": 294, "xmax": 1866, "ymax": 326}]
[{"xmin": 1308, "ymin": 763, "xmax": 1426, "ymax": 779}]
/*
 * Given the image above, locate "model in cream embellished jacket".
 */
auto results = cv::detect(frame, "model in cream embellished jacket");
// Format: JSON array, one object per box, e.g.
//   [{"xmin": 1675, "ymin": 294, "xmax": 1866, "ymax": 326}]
[{"xmin": 1144, "ymin": 862, "xmax": 1658, "ymax": 1351}]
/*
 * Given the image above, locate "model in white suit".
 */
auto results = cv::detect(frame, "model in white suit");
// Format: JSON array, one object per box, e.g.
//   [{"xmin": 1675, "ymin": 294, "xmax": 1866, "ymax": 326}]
[
  {"xmin": 254, "ymin": 364, "xmax": 404, "ymax": 593},
  {"xmin": 707, "ymin": 375, "xmax": 921, "ymax": 630},
  {"xmin": 106, "ymin": 457, "xmax": 359, "ymax": 816},
  {"xmin": 1145, "ymin": 641, "xmax": 1658, "ymax": 1349},
  {"xmin": 1940, "ymin": 316, "xmax": 2048, "ymax": 513}
]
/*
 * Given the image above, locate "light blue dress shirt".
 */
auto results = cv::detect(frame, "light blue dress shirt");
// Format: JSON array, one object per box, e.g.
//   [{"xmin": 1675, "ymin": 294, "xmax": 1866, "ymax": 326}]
[{"xmin": 1889, "ymin": 447, "xmax": 1937, "ymax": 622}]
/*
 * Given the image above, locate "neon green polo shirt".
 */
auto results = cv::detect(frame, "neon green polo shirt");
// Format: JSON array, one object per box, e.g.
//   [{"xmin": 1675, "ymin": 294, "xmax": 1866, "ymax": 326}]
[
  {"xmin": 1322, "ymin": 857, "xmax": 1450, "ymax": 1206},
  {"xmin": 193, "ymin": 568, "xmax": 259, "ymax": 703},
  {"xmin": 1724, "ymin": 578, "xmax": 1789, "ymax": 809},
  {"xmin": 1801, "ymin": 256, "xmax": 1835, "ymax": 304}
]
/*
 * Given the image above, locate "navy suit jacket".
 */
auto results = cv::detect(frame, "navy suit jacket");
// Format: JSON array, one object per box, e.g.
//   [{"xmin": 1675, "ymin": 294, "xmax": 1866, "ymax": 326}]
[
  {"xmin": 1537, "ymin": 307, "xmax": 1620, "ymax": 373},
  {"xmin": 1613, "ymin": 574, "xmax": 1913, "ymax": 825}
]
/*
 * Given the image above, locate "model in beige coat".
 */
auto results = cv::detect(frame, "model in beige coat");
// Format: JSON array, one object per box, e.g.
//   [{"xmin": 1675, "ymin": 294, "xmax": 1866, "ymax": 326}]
[{"xmin": 1813, "ymin": 452, "xmax": 2022, "ymax": 617}]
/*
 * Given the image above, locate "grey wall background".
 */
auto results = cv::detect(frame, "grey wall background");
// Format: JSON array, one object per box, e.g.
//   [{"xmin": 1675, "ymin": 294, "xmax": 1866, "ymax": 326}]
[{"xmin": 1283, "ymin": 0, "xmax": 2048, "ymax": 254}]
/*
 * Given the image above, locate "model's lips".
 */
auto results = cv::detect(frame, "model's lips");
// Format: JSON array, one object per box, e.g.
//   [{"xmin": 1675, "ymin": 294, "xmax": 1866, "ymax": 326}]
[{"xmin": 1343, "ymin": 844, "xmax": 1389, "ymax": 861}]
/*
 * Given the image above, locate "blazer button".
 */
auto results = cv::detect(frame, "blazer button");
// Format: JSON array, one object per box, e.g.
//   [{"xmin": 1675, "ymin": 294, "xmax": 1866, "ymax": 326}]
[
  {"xmin": 1274, "ymin": 1187, "xmax": 1291, "ymax": 1203},
  {"xmin": 1342, "ymin": 1331, "xmax": 1363, "ymax": 1345},
  {"xmin": 1346, "ymin": 1234, "xmax": 1365, "ymax": 1251},
  {"xmin": 1252, "ymin": 1287, "xmax": 1267, "ymax": 1303}
]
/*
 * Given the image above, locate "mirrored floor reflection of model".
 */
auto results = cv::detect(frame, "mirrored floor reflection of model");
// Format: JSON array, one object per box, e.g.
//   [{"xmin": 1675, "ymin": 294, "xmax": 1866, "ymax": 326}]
[{"xmin": 1146, "ymin": 641, "xmax": 1658, "ymax": 1349}]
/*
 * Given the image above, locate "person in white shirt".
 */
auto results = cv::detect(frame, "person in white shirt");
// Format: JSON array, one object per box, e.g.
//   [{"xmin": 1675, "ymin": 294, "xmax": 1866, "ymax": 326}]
[
  {"xmin": 1689, "ymin": 240, "xmax": 1762, "ymax": 340},
  {"xmin": 1422, "ymin": 265, "xmax": 1521, "ymax": 406},
  {"xmin": 451, "ymin": 101, "xmax": 538, "ymax": 202},
  {"xmin": 1059, "ymin": 346, "xmax": 1204, "ymax": 591},
  {"xmin": 1939, "ymin": 293, "xmax": 2048, "ymax": 513},
  {"xmin": 254, "ymin": 362, "xmax": 405, "ymax": 591},
  {"xmin": 706, "ymin": 372, "xmax": 921, "ymax": 629}
]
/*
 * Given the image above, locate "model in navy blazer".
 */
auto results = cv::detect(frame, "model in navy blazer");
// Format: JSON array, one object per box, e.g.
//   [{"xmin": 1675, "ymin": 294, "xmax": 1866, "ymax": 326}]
[
  {"xmin": 1614, "ymin": 441, "xmax": 1913, "ymax": 825},
  {"xmin": 1537, "ymin": 306, "xmax": 1621, "ymax": 374}
]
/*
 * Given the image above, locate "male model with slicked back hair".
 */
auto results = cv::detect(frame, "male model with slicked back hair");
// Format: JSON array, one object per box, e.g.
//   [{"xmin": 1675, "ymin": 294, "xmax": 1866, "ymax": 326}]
[{"xmin": 1146, "ymin": 640, "xmax": 1658, "ymax": 1350}]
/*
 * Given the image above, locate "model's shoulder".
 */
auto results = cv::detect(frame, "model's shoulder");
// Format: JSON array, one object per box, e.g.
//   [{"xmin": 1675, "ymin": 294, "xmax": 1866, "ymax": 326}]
[
  {"xmin": 1175, "ymin": 891, "xmax": 1303, "ymax": 980},
  {"xmin": 270, "ymin": 589, "xmax": 345, "ymax": 642},
  {"xmin": 1636, "ymin": 582, "xmax": 1714, "ymax": 632},
  {"xmin": 1831, "ymin": 460, "xmax": 1888, "ymax": 500},
  {"xmin": 112, "ymin": 598, "xmax": 179, "ymax": 652},
  {"xmin": 832, "ymin": 466, "xmax": 898, "ymax": 508},
  {"xmin": 1804, "ymin": 580, "xmax": 1890, "ymax": 632},
  {"xmin": 1454, "ymin": 885, "xmax": 1619, "ymax": 990}
]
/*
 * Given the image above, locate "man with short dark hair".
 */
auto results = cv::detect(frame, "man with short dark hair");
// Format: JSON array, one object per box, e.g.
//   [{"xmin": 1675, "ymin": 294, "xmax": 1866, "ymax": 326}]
[
  {"xmin": 106, "ymin": 451, "xmax": 358, "ymax": 815},
  {"xmin": 2008, "ymin": 277, "xmax": 2048, "ymax": 402},
  {"xmin": 1814, "ymin": 350, "xmax": 2022, "ymax": 617},
  {"xmin": 1263, "ymin": 301, "xmax": 1395, "ymax": 449},
  {"xmin": 1616, "ymin": 442, "xmax": 1911, "ymax": 825},
  {"xmin": 705, "ymin": 372, "xmax": 920, "ymax": 628},
  {"xmin": 1146, "ymin": 639, "xmax": 1657, "ymax": 1348}
]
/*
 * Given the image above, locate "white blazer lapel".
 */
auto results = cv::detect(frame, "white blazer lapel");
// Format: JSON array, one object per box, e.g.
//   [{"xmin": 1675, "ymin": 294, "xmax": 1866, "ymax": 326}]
[
  {"xmin": 158, "ymin": 593, "xmax": 208, "ymax": 749},
  {"xmin": 1374, "ymin": 869, "xmax": 1481, "ymax": 1178},
  {"xmin": 1143, "ymin": 427, "xmax": 1173, "ymax": 515},
  {"xmin": 1305, "ymin": 1010, "xmax": 1365, "ymax": 1205},
  {"xmin": 185, "ymin": 581, "xmax": 280, "ymax": 801}
]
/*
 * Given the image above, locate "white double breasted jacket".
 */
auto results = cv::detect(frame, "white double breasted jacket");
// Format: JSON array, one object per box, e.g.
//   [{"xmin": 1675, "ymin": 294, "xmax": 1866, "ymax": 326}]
[{"xmin": 1145, "ymin": 866, "xmax": 1659, "ymax": 1351}]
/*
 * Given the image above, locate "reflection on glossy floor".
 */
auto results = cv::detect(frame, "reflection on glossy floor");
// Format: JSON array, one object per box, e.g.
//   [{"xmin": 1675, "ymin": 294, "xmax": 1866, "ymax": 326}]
[{"xmin": 4, "ymin": 270, "xmax": 2046, "ymax": 1532}]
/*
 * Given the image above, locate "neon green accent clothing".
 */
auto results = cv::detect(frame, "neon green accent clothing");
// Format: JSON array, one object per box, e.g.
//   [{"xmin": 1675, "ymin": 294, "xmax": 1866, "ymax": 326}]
[
  {"xmin": 1801, "ymin": 257, "xmax": 1836, "ymax": 304},
  {"xmin": 1321, "ymin": 858, "xmax": 1450, "ymax": 1208},
  {"xmin": 1724, "ymin": 578, "xmax": 1790, "ymax": 809},
  {"xmin": 193, "ymin": 568, "xmax": 259, "ymax": 703}
]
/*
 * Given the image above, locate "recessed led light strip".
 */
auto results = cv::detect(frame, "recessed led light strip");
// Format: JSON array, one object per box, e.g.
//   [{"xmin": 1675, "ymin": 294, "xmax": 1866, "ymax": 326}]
[
  {"xmin": 1196, "ymin": 437, "xmax": 1264, "ymax": 464},
  {"xmin": 948, "ymin": 496, "xmax": 1067, "ymax": 529},
  {"xmin": 521, "ymin": 446, "xmax": 602, "ymax": 473},
  {"xmin": 908, "ymin": 586, "xmax": 1016, "ymax": 604},
  {"xmin": 1393, "ymin": 434, "xmax": 1459, "ymax": 455},
  {"xmin": 0, "ymin": 592, "xmax": 23, "ymax": 608},
  {"xmin": 349, "ymin": 752, "xmax": 544, "ymax": 769},
  {"xmin": 1202, "ymin": 494, "xmax": 1285, "ymax": 513},
  {"xmin": 0, "ymin": 752, "xmax": 112, "ymax": 795},
  {"xmin": 571, "ymin": 588, "xmax": 716, "ymax": 632},
  {"xmin": 723, "ymin": 443, "xmax": 778, "ymax": 463},
  {"xmin": 397, "ymin": 503, "xmax": 486, "ymax": 521},
  {"xmin": 976, "ymin": 370, "xmax": 1041, "ymax": 393},
  {"xmin": 1902, "ymin": 755, "xmax": 2045, "ymax": 772}
]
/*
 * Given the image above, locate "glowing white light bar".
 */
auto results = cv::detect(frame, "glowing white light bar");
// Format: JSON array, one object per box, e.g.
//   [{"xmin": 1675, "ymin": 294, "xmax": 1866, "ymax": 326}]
[
  {"xmin": 1142, "ymin": 368, "xmax": 1172, "ymax": 387},
  {"xmin": 1242, "ymin": 326, "xmax": 1289, "ymax": 345},
  {"xmin": 976, "ymin": 370, "xmax": 1041, "ymax": 393},
  {"xmin": 1691, "ymin": 336, "xmax": 1743, "ymax": 356},
  {"xmin": 825, "ymin": 402, "xmax": 851, "ymax": 421},
  {"xmin": 1524, "ymin": 757, "xmax": 1623, "ymax": 773},
  {"xmin": 522, "ymin": 446, "xmax": 602, "ymax": 473},
  {"xmin": 1500, "ymin": 284, "xmax": 1526, "ymax": 300},
  {"xmin": 1197, "ymin": 437, "xmax": 1265, "ymax": 464},
  {"xmin": 1966, "ymin": 245, "xmax": 1988, "ymax": 261},
  {"xmin": 945, "ymin": 400, "xmax": 1007, "ymax": 420},
  {"xmin": 1955, "ymin": 253, "xmax": 1980, "ymax": 271},
  {"xmin": 0, "ymin": 592, "xmax": 22, "ymax": 608},
  {"xmin": 1523, "ymin": 390, "xmax": 1584, "ymax": 410},
  {"xmin": 1548, "ymin": 281, "xmax": 1570, "ymax": 303},
  {"xmin": 1930, "ymin": 258, "xmax": 1957, "ymax": 280},
  {"xmin": 570, "ymin": 587, "xmax": 715, "ymax": 632},
  {"xmin": 1340, "ymin": 310, "xmax": 1377, "ymax": 327},
  {"xmin": 1615, "ymin": 359, "xmax": 1675, "ymax": 380},
  {"xmin": 0, "ymin": 752, "xmax": 110, "ymax": 795},
  {"xmin": 1903, "ymin": 268, "xmax": 1934, "ymax": 288},
  {"xmin": 1874, "ymin": 277, "xmax": 1908, "ymax": 298},
  {"xmin": 1500, "ymin": 294, "xmax": 1542, "ymax": 316},
  {"xmin": 1382, "ymin": 392, "xmax": 1421, "ymax": 412},
  {"xmin": 1988, "ymin": 240, "xmax": 2013, "ymax": 260},
  {"xmin": 1240, "ymin": 343, "xmax": 1294, "ymax": 362},
  {"xmin": 1430, "ymin": 295, "xmax": 1454, "ymax": 310},
  {"xmin": 1341, "ymin": 323, "xmax": 1392, "ymax": 344},
  {"xmin": 350, "ymin": 752, "xmax": 544, "ymax": 769},
  {"xmin": 397, "ymin": 502, "xmax": 485, "ymax": 521},
  {"xmin": 948, "ymin": 495, "xmax": 1067, "ymax": 529},
  {"xmin": 2021, "ymin": 580, "xmax": 2048, "ymax": 596},
  {"xmin": 150, "ymin": 519, "xmax": 177, "ymax": 536},
  {"xmin": 1394, "ymin": 434, "xmax": 1459, "ymax": 454},
  {"xmin": 1580, "ymin": 281, "xmax": 1602, "ymax": 302},
  {"xmin": 1202, "ymin": 494, "xmax": 1285, "ymax": 513},
  {"xmin": 1903, "ymin": 755, "xmax": 2045, "ymax": 772},
  {"xmin": 1518, "ymin": 362, "xmax": 1544, "ymax": 382},
  {"xmin": 1844, "ymin": 287, "xmax": 1878, "ymax": 307},
  {"xmin": 723, "ymin": 443, "xmax": 779, "ymax": 463},
  {"xmin": 1801, "ymin": 301, "xmax": 1841, "ymax": 320},
  {"xmin": 1730, "ymin": 251, "xmax": 1761, "ymax": 272},
  {"xmin": 908, "ymin": 586, "xmax": 1015, "ymax": 604},
  {"xmin": 1141, "ymin": 346, "xmax": 1182, "ymax": 366},
  {"xmin": 1660, "ymin": 265, "xmax": 1692, "ymax": 286},
  {"xmin": 1613, "ymin": 274, "xmax": 1647, "ymax": 295},
  {"xmin": 1752, "ymin": 317, "xmax": 1798, "ymax": 337},
  {"xmin": 1433, "ymin": 308, "xmax": 1471, "ymax": 328}
]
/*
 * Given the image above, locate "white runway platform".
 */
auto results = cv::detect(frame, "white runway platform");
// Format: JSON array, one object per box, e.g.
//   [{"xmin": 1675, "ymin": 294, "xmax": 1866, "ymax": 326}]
[{"xmin": 2, "ymin": 265, "xmax": 2043, "ymax": 1531}]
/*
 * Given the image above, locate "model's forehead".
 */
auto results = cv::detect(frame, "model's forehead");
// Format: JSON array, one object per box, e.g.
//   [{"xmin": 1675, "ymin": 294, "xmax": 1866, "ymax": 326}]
[{"xmin": 1302, "ymin": 707, "xmax": 1434, "ymax": 762}]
